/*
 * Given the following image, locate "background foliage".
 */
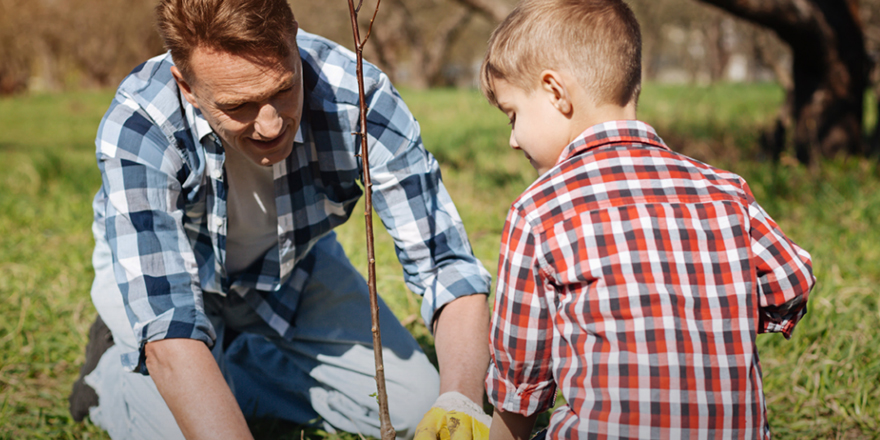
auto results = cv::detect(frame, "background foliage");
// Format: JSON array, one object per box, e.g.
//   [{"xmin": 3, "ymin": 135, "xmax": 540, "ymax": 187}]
[
  {"xmin": 1, "ymin": 83, "xmax": 879, "ymax": 438},
  {"xmin": 8, "ymin": 0, "xmax": 879, "ymax": 92}
]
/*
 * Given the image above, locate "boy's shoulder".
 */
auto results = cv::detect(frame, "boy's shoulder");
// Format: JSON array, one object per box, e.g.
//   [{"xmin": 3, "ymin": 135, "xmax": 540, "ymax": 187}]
[{"xmin": 510, "ymin": 121, "xmax": 751, "ymax": 232}]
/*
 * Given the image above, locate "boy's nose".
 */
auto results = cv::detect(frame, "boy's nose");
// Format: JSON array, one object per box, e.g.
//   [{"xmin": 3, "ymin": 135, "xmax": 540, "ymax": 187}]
[
  {"xmin": 254, "ymin": 104, "xmax": 284, "ymax": 139},
  {"xmin": 509, "ymin": 131, "xmax": 520, "ymax": 150}
]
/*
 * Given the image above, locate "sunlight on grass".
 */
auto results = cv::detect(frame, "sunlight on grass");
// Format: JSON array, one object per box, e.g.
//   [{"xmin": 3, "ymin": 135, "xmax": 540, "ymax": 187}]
[{"xmin": 2, "ymin": 84, "xmax": 879, "ymax": 439}]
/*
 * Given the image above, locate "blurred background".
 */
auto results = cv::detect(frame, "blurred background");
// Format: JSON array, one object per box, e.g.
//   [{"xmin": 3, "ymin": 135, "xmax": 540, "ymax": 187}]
[
  {"xmin": 1, "ymin": 1, "xmax": 879, "ymax": 439},
  {"xmin": 0, "ymin": 0, "xmax": 875, "ymax": 92},
  {"xmin": 4, "ymin": 0, "xmax": 880, "ymax": 161}
]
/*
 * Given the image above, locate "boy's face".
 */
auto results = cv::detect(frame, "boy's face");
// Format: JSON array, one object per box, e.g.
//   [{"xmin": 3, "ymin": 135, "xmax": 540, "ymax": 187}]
[{"xmin": 492, "ymin": 78, "xmax": 572, "ymax": 176}]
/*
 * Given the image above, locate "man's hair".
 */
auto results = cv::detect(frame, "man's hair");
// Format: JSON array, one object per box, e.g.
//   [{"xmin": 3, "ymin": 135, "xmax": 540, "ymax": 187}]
[
  {"xmin": 480, "ymin": 0, "xmax": 641, "ymax": 108},
  {"xmin": 156, "ymin": 0, "xmax": 298, "ymax": 79}
]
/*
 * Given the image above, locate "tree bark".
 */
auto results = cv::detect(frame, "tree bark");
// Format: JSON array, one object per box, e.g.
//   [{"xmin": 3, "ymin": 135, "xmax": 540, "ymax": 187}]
[{"xmin": 696, "ymin": 0, "xmax": 869, "ymax": 162}]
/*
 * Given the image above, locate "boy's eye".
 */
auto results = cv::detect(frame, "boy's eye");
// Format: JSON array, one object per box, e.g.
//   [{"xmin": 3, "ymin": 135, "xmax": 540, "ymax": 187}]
[{"xmin": 508, "ymin": 115, "xmax": 516, "ymax": 127}]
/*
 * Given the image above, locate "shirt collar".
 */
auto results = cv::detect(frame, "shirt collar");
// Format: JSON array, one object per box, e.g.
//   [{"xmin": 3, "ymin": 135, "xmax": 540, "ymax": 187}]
[
  {"xmin": 557, "ymin": 120, "xmax": 669, "ymax": 165},
  {"xmin": 183, "ymin": 99, "xmax": 304, "ymax": 145}
]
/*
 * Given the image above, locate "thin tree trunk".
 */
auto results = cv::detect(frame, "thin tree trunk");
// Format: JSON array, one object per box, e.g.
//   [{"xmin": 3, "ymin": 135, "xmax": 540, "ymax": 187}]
[{"xmin": 346, "ymin": 1, "xmax": 396, "ymax": 439}]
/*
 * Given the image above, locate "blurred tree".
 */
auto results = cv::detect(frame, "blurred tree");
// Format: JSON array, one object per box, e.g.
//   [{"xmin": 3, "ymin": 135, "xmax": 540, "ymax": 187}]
[
  {"xmin": 290, "ymin": 0, "xmax": 511, "ymax": 88},
  {"xmin": 859, "ymin": 0, "xmax": 880, "ymax": 156},
  {"xmin": 61, "ymin": 0, "xmax": 165, "ymax": 88},
  {"xmin": 696, "ymin": 0, "xmax": 869, "ymax": 163},
  {"xmin": 454, "ymin": 0, "xmax": 510, "ymax": 22},
  {"xmin": 366, "ymin": 0, "xmax": 514, "ymax": 88},
  {"xmin": 369, "ymin": 0, "xmax": 474, "ymax": 88},
  {"xmin": 0, "ymin": 0, "xmax": 39, "ymax": 93}
]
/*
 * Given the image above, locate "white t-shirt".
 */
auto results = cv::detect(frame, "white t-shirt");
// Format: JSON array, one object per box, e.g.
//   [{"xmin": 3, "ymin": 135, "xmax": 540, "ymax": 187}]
[{"xmin": 224, "ymin": 145, "xmax": 278, "ymax": 275}]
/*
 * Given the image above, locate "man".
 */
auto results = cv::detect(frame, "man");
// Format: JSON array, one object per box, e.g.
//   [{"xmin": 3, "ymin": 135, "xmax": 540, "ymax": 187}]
[{"xmin": 69, "ymin": 0, "xmax": 493, "ymax": 438}]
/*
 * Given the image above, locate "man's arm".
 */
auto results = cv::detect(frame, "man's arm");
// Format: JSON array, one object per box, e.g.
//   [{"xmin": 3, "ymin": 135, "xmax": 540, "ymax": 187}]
[
  {"xmin": 413, "ymin": 294, "xmax": 492, "ymax": 440},
  {"xmin": 433, "ymin": 294, "xmax": 491, "ymax": 404},
  {"xmin": 146, "ymin": 339, "xmax": 253, "ymax": 440},
  {"xmin": 489, "ymin": 410, "xmax": 537, "ymax": 440}
]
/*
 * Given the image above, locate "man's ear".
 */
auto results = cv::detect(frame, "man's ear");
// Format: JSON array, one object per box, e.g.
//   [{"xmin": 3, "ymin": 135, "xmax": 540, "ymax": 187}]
[
  {"xmin": 170, "ymin": 66, "xmax": 200, "ymax": 109},
  {"xmin": 540, "ymin": 70, "xmax": 572, "ymax": 116}
]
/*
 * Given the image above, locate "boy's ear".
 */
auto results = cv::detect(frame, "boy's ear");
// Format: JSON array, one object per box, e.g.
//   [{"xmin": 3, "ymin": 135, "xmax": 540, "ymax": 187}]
[
  {"xmin": 171, "ymin": 66, "xmax": 200, "ymax": 109},
  {"xmin": 540, "ymin": 70, "xmax": 572, "ymax": 116}
]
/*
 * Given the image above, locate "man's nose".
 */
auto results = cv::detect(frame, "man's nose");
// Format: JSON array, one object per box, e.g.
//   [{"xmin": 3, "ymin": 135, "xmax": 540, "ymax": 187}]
[{"xmin": 254, "ymin": 104, "xmax": 283, "ymax": 139}]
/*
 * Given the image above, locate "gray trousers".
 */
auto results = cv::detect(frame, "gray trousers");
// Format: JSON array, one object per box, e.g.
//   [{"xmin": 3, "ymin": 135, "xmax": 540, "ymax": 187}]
[{"xmin": 85, "ymin": 229, "xmax": 439, "ymax": 439}]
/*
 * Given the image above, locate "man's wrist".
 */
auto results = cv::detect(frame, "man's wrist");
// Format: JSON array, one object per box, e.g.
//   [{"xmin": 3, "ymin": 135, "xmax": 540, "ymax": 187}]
[{"xmin": 433, "ymin": 391, "xmax": 492, "ymax": 427}]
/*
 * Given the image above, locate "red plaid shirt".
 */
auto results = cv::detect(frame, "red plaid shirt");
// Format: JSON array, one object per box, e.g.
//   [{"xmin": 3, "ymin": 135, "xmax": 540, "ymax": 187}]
[{"xmin": 487, "ymin": 121, "xmax": 814, "ymax": 439}]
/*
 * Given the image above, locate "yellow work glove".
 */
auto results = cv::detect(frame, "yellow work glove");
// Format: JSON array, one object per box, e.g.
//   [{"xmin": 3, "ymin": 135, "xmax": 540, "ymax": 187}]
[{"xmin": 414, "ymin": 392, "xmax": 491, "ymax": 440}]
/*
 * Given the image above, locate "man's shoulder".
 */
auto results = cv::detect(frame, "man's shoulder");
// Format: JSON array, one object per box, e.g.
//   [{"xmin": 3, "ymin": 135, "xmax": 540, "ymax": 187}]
[
  {"xmin": 104, "ymin": 52, "xmax": 187, "ymax": 135},
  {"xmin": 97, "ymin": 52, "xmax": 197, "ymax": 169},
  {"xmin": 297, "ymin": 30, "xmax": 387, "ymax": 105},
  {"xmin": 117, "ymin": 53, "xmax": 177, "ymax": 101},
  {"xmin": 297, "ymin": 30, "xmax": 356, "ymax": 67}
]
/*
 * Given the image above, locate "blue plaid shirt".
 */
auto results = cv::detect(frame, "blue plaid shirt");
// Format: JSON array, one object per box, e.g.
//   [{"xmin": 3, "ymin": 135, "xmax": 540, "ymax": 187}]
[{"xmin": 92, "ymin": 31, "xmax": 491, "ymax": 372}]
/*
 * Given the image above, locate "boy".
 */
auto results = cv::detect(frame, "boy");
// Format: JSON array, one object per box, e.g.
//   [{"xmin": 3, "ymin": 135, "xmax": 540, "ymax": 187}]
[{"xmin": 480, "ymin": 0, "xmax": 815, "ymax": 438}]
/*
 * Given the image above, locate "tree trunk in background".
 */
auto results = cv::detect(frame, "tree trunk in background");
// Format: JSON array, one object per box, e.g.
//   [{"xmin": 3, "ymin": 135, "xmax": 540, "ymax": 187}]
[
  {"xmin": 452, "ymin": 0, "xmax": 511, "ymax": 23},
  {"xmin": 369, "ymin": 0, "xmax": 472, "ymax": 88},
  {"xmin": 696, "ymin": 0, "xmax": 869, "ymax": 163}
]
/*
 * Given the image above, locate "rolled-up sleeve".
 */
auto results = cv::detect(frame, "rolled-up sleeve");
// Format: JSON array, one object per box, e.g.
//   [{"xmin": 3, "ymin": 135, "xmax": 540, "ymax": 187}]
[
  {"xmin": 744, "ymin": 182, "xmax": 815, "ymax": 338},
  {"xmin": 487, "ymin": 207, "xmax": 557, "ymax": 415},
  {"xmin": 361, "ymin": 69, "xmax": 491, "ymax": 328},
  {"xmin": 97, "ymin": 95, "xmax": 215, "ymax": 373}
]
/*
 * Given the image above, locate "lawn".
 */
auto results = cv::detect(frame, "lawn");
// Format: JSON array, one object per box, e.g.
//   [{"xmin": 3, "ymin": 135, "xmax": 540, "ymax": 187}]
[{"xmin": 1, "ymin": 83, "xmax": 878, "ymax": 439}]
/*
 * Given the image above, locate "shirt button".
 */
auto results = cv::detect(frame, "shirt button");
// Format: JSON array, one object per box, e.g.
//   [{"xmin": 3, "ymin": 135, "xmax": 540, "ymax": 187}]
[
  {"xmin": 215, "ymin": 217, "xmax": 224, "ymax": 227},
  {"xmin": 212, "ymin": 169, "xmax": 223, "ymax": 180}
]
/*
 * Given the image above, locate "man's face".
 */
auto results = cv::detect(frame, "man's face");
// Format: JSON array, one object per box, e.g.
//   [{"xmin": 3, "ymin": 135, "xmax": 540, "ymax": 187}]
[{"xmin": 172, "ymin": 41, "xmax": 304, "ymax": 167}]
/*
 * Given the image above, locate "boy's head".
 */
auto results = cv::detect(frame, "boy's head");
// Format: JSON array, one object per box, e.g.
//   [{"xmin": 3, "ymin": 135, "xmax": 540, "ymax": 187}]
[
  {"xmin": 481, "ymin": 0, "xmax": 641, "ymax": 109},
  {"xmin": 480, "ymin": 0, "xmax": 642, "ymax": 174}
]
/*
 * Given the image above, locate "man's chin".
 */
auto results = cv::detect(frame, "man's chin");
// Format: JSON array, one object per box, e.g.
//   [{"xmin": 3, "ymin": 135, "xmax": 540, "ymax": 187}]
[
  {"xmin": 243, "ymin": 138, "xmax": 293, "ymax": 166},
  {"xmin": 244, "ymin": 145, "xmax": 292, "ymax": 167}
]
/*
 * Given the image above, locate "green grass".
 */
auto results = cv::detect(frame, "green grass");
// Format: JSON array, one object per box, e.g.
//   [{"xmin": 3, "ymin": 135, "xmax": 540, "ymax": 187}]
[{"xmin": 2, "ymin": 83, "xmax": 879, "ymax": 439}]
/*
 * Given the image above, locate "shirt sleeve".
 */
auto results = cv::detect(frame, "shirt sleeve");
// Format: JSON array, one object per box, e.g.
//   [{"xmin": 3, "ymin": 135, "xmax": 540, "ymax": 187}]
[
  {"xmin": 361, "ymin": 67, "xmax": 491, "ymax": 328},
  {"xmin": 486, "ymin": 206, "xmax": 557, "ymax": 415},
  {"xmin": 96, "ymin": 94, "xmax": 215, "ymax": 373},
  {"xmin": 743, "ymin": 181, "xmax": 815, "ymax": 339}
]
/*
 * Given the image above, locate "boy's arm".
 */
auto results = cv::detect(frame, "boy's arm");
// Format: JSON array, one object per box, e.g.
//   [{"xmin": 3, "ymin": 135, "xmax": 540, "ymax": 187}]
[
  {"xmin": 744, "ymin": 182, "xmax": 815, "ymax": 337},
  {"xmin": 490, "ymin": 410, "xmax": 537, "ymax": 440},
  {"xmin": 487, "ymin": 207, "xmax": 557, "ymax": 418}
]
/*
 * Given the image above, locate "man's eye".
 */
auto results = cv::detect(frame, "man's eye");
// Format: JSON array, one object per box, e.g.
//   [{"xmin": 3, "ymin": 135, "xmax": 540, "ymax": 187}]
[{"xmin": 223, "ymin": 104, "xmax": 245, "ymax": 113}]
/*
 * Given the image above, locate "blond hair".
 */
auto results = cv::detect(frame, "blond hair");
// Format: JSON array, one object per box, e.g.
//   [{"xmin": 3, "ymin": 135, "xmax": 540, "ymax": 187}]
[
  {"xmin": 156, "ymin": 0, "xmax": 298, "ymax": 79},
  {"xmin": 480, "ymin": 0, "xmax": 641, "ymax": 108}
]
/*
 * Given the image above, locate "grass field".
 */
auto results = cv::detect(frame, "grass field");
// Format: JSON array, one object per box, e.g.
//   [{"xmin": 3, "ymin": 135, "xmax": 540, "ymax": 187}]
[{"xmin": 1, "ymin": 83, "xmax": 879, "ymax": 439}]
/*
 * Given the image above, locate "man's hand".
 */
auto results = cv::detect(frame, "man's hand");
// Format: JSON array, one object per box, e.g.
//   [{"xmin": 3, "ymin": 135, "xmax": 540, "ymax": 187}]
[
  {"xmin": 417, "ymin": 294, "xmax": 491, "ymax": 439},
  {"xmin": 414, "ymin": 392, "xmax": 491, "ymax": 440}
]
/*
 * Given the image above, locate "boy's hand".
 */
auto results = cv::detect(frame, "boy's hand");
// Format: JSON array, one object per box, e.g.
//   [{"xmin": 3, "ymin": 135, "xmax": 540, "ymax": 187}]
[{"xmin": 414, "ymin": 392, "xmax": 491, "ymax": 440}]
